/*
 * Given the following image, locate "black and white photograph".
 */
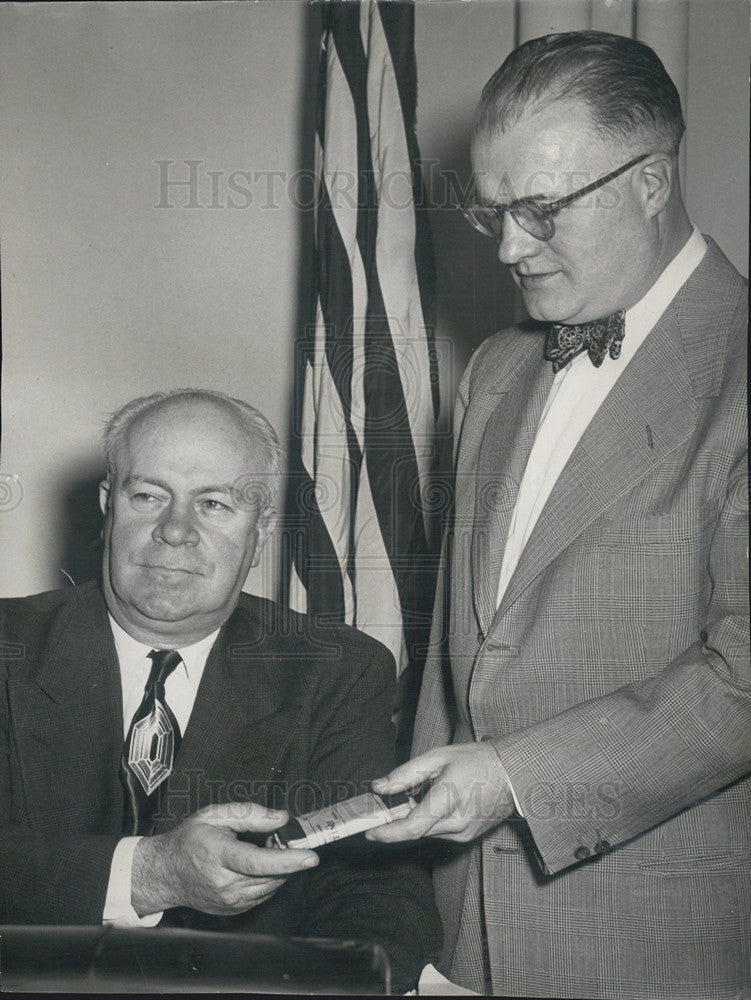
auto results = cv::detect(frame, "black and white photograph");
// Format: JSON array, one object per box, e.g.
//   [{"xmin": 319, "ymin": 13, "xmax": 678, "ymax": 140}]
[{"xmin": 0, "ymin": 0, "xmax": 748, "ymax": 995}]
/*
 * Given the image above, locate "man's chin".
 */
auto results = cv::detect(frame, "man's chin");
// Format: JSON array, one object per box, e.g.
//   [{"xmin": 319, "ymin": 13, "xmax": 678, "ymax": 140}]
[
  {"xmin": 103, "ymin": 565, "xmax": 230, "ymax": 643},
  {"xmin": 134, "ymin": 602, "xmax": 199, "ymax": 624},
  {"xmin": 519, "ymin": 292, "xmax": 558, "ymax": 324},
  {"xmin": 112, "ymin": 597, "xmax": 222, "ymax": 645},
  {"xmin": 111, "ymin": 579, "xmax": 205, "ymax": 625},
  {"xmin": 524, "ymin": 299, "xmax": 584, "ymax": 326},
  {"xmin": 129, "ymin": 583, "xmax": 209, "ymax": 624}
]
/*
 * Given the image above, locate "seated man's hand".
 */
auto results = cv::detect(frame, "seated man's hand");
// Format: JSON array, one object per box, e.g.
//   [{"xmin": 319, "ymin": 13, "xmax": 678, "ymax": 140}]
[
  {"xmin": 366, "ymin": 743, "xmax": 515, "ymax": 844},
  {"xmin": 131, "ymin": 802, "xmax": 319, "ymax": 917}
]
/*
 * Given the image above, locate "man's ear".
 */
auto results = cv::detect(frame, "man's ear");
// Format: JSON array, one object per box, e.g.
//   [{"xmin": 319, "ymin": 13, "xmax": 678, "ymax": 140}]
[
  {"xmin": 99, "ymin": 479, "xmax": 112, "ymax": 517},
  {"xmin": 250, "ymin": 506, "xmax": 278, "ymax": 568},
  {"xmin": 638, "ymin": 153, "xmax": 674, "ymax": 218}
]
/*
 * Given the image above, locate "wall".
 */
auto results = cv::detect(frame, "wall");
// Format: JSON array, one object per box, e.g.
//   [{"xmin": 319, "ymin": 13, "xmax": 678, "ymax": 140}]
[
  {"xmin": 1, "ymin": 0, "xmax": 748, "ymax": 598},
  {"xmin": 0, "ymin": 1, "xmax": 318, "ymax": 596}
]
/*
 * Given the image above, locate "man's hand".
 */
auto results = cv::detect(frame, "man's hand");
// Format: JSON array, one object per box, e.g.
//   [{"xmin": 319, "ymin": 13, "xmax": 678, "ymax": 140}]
[
  {"xmin": 366, "ymin": 742, "xmax": 516, "ymax": 844},
  {"xmin": 131, "ymin": 802, "xmax": 319, "ymax": 917}
]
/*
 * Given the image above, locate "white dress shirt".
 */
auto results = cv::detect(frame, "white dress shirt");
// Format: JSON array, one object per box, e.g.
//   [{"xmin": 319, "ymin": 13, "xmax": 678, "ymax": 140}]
[
  {"xmin": 496, "ymin": 227, "xmax": 707, "ymax": 609},
  {"xmin": 103, "ymin": 616, "xmax": 219, "ymax": 925}
]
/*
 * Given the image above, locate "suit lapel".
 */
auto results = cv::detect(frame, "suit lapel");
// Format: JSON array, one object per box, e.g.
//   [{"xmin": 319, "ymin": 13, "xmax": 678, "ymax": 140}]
[
  {"xmin": 496, "ymin": 307, "xmax": 698, "ymax": 620},
  {"xmin": 32, "ymin": 587, "xmax": 121, "ymax": 709},
  {"xmin": 472, "ymin": 347, "xmax": 553, "ymax": 634},
  {"xmin": 161, "ymin": 604, "xmax": 304, "ymax": 825},
  {"xmin": 13, "ymin": 586, "xmax": 125, "ymax": 835}
]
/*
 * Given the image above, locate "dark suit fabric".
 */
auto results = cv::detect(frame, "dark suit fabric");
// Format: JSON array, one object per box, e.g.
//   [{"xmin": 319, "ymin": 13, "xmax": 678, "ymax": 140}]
[
  {"xmin": 413, "ymin": 239, "xmax": 750, "ymax": 998},
  {"xmin": 0, "ymin": 582, "xmax": 441, "ymax": 991}
]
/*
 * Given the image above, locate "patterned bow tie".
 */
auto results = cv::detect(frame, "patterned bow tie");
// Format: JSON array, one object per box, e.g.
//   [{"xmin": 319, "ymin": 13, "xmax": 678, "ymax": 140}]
[{"xmin": 545, "ymin": 310, "xmax": 626, "ymax": 374}]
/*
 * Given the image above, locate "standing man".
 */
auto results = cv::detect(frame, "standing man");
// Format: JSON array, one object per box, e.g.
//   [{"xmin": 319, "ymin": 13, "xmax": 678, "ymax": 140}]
[
  {"xmin": 0, "ymin": 388, "xmax": 440, "ymax": 992},
  {"xmin": 368, "ymin": 32, "xmax": 749, "ymax": 999}
]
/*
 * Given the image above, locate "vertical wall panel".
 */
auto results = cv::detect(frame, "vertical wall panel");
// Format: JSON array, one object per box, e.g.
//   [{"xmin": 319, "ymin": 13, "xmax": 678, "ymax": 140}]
[
  {"xmin": 517, "ymin": 0, "xmax": 591, "ymax": 42},
  {"xmin": 590, "ymin": 0, "xmax": 635, "ymax": 36},
  {"xmin": 684, "ymin": 0, "xmax": 749, "ymax": 273}
]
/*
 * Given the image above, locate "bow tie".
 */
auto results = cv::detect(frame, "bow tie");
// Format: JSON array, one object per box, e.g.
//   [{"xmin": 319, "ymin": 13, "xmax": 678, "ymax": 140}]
[{"xmin": 545, "ymin": 310, "xmax": 626, "ymax": 374}]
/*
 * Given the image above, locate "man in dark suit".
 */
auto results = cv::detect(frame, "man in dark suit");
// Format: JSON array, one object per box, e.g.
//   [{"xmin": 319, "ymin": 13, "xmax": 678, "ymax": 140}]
[
  {"xmin": 0, "ymin": 388, "xmax": 440, "ymax": 991},
  {"xmin": 368, "ymin": 31, "xmax": 749, "ymax": 998}
]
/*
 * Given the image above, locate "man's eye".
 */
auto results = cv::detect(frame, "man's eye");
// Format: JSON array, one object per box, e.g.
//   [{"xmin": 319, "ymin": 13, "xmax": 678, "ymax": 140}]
[
  {"xmin": 200, "ymin": 499, "xmax": 231, "ymax": 513},
  {"xmin": 131, "ymin": 492, "xmax": 160, "ymax": 505},
  {"xmin": 524, "ymin": 200, "xmax": 553, "ymax": 213}
]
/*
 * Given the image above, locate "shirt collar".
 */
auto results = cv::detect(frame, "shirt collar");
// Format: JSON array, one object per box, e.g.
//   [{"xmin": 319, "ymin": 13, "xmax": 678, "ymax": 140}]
[
  {"xmin": 621, "ymin": 225, "xmax": 707, "ymax": 361},
  {"xmin": 108, "ymin": 613, "xmax": 220, "ymax": 680}
]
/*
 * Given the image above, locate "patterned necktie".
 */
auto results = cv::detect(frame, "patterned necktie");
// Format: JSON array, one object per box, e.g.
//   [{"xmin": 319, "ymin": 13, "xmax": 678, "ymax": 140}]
[
  {"xmin": 121, "ymin": 649, "xmax": 183, "ymax": 836},
  {"xmin": 545, "ymin": 309, "xmax": 626, "ymax": 375}
]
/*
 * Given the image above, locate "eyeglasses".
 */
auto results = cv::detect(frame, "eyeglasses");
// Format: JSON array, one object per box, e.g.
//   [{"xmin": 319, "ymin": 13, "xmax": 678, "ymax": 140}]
[{"xmin": 461, "ymin": 152, "xmax": 650, "ymax": 243}]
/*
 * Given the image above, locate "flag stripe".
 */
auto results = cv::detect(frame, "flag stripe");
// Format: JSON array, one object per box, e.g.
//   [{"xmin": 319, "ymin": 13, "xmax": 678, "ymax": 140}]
[
  {"xmin": 292, "ymin": 338, "xmax": 346, "ymax": 620},
  {"xmin": 361, "ymin": 5, "xmax": 434, "ymax": 651},
  {"xmin": 315, "ymin": 28, "xmax": 363, "ymax": 609},
  {"xmin": 292, "ymin": 0, "xmax": 438, "ymax": 703},
  {"xmin": 377, "ymin": 4, "xmax": 439, "ymax": 422},
  {"xmin": 367, "ymin": 6, "xmax": 435, "ymax": 486}
]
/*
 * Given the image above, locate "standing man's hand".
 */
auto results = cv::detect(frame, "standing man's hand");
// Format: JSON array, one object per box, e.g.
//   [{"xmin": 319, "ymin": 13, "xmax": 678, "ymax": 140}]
[
  {"xmin": 131, "ymin": 802, "xmax": 319, "ymax": 917},
  {"xmin": 366, "ymin": 743, "xmax": 516, "ymax": 843}
]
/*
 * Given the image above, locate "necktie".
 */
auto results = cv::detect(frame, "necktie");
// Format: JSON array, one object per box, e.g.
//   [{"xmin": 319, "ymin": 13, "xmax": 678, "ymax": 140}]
[
  {"xmin": 545, "ymin": 309, "xmax": 626, "ymax": 375},
  {"xmin": 121, "ymin": 649, "xmax": 183, "ymax": 836}
]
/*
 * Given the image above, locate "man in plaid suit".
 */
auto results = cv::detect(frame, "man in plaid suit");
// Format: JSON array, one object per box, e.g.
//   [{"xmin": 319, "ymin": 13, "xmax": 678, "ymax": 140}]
[
  {"xmin": 0, "ymin": 388, "xmax": 440, "ymax": 992},
  {"xmin": 369, "ymin": 32, "xmax": 749, "ymax": 998}
]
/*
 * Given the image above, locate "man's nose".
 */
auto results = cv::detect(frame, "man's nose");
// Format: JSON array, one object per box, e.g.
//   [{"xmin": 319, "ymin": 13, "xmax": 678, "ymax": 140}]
[
  {"xmin": 153, "ymin": 503, "xmax": 200, "ymax": 546},
  {"xmin": 497, "ymin": 213, "xmax": 542, "ymax": 266}
]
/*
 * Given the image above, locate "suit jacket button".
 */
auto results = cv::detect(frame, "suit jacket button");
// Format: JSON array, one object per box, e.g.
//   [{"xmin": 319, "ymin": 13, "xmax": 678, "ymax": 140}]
[
  {"xmin": 477, "ymin": 631, "xmax": 484, "ymax": 644},
  {"xmin": 574, "ymin": 846, "xmax": 590, "ymax": 860},
  {"xmin": 594, "ymin": 840, "xmax": 611, "ymax": 854}
]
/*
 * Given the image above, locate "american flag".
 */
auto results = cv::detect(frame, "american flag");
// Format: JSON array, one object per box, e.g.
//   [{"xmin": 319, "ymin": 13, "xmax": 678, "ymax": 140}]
[{"xmin": 289, "ymin": 0, "xmax": 439, "ymax": 745}]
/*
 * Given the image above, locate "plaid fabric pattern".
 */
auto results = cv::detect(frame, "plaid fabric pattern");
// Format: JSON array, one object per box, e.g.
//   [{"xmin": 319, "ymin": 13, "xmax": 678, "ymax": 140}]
[{"xmin": 414, "ymin": 240, "xmax": 750, "ymax": 998}]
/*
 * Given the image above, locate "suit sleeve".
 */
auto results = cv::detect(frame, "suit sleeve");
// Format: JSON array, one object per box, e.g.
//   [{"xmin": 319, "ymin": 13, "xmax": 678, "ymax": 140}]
[
  {"xmin": 0, "ymin": 660, "xmax": 121, "ymax": 923},
  {"xmin": 492, "ymin": 450, "xmax": 751, "ymax": 875},
  {"xmin": 298, "ymin": 636, "xmax": 442, "ymax": 993}
]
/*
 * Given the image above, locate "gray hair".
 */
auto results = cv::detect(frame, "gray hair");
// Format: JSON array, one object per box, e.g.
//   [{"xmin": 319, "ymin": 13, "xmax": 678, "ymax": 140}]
[
  {"xmin": 103, "ymin": 388, "xmax": 284, "ymax": 509},
  {"xmin": 475, "ymin": 31, "xmax": 685, "ymax": 156}
]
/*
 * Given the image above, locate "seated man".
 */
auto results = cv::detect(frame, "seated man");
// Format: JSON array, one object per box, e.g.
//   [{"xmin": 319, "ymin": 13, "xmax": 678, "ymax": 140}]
[{"xmin": 0, "ymin": 388, "xmax": 440, "ymax": 991}]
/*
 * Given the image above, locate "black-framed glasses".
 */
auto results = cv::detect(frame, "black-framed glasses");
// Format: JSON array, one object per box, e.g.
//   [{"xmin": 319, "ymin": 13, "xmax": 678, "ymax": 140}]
[{"xmin": 461, "ymin": 152, "xmax": 650, "ymax": 243}]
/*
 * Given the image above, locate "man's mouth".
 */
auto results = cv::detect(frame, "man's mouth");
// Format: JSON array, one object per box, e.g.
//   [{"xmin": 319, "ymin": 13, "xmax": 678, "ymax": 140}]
[
  {"xmin": 139, "ymin": 564, "xmax": 203, "ymax": 576},
  {"xmin": 515, "ymin": 270, "xmax": 558, "ymax": 287}
]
